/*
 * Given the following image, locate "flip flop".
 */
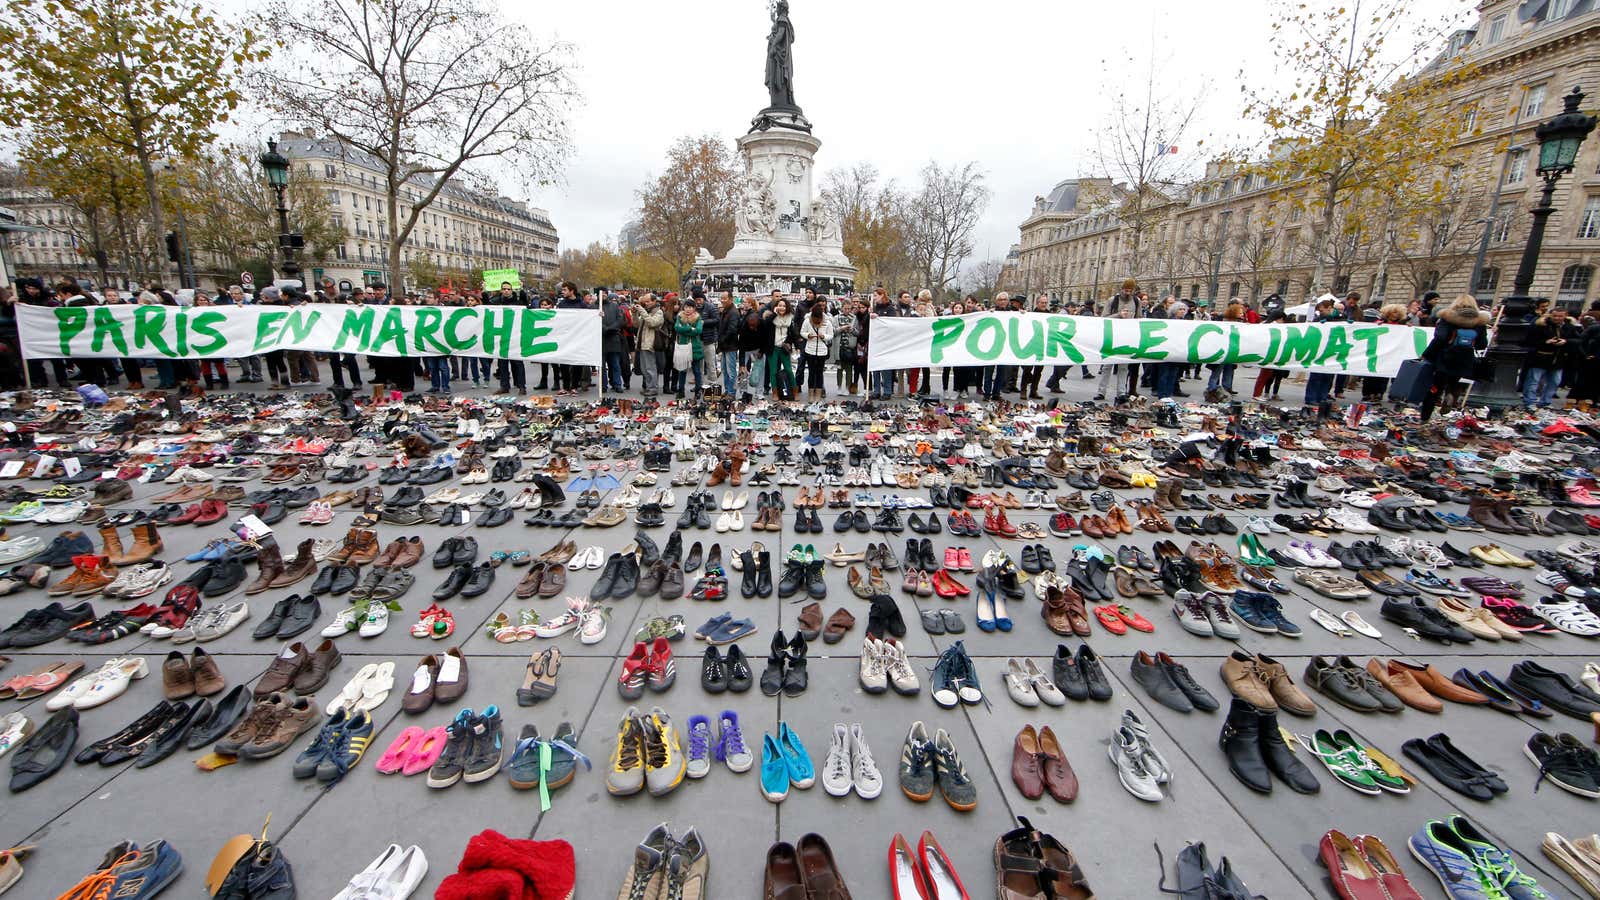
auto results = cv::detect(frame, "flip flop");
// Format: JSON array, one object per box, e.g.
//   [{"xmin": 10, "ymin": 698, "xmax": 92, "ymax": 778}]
[
  {"xmin": 14, "ymin": 661, "xmax": 83, "ymax": 699},
  {"xmin": 918, "ymin": 609, "xmax": 946, "ymax": 635}
]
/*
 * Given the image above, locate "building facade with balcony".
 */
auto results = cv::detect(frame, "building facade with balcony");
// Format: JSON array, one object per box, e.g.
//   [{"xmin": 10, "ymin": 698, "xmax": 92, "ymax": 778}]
[{"xmin": 1016, "ymin": 2, "xmax": 1600, "ymax": 311}]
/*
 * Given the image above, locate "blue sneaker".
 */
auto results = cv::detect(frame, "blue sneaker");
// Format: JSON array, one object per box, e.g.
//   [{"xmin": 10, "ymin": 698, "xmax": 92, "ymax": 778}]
[
  {"xmin": 185, "ymin": 538, "xmax": 235, "ymax": 562},
  {"xmin": 1252, "ymin": 592, "xmax": 1302, "ymax": 637},
  {"xmin": 760, "ymin": 733, "xmax": 789, "ymax": 802},
  {"xmin": 93, "ymin": 840, "xmax": 183, "ymax": 899},
  {"xmin": 707, "ymin": 618, "xmax": 757, "ymax": 645},
  {"xmin": 693, "ymin": 613, "xmax": 732, "ymax": 640},
  {"xmin": 685, "ymin": 715, "xmax": 712, "ymax": 779},
  {"xmin": 1409, "ymin": 818, "xmax": 1527, "ymax": 899},
  {"xmin": 777, "ymin": 722, "xmax": 814, "ymax": 788},
  {"xmin": 1446, "ymin": 815, "xmax": 1555, "ymax": 900},
  {"xmin": 1228, "ymin": 592, "xmax": 1277, "ymax": 634}
]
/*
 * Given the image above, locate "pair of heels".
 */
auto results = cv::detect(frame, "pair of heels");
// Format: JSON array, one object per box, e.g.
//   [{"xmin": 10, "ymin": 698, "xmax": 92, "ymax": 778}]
[{"xmin": 977, "ymin": 583, "xmax": 1012, "ymax": 633}]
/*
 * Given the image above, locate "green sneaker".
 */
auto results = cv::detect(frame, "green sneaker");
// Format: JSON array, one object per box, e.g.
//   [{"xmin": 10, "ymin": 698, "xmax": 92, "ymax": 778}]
[
  {"xmin": 1334, "ymin": 730, "xmax": 1409, "ymax": 794},
  {"xmin": 1300, "ymin": 729, "xmax": 1379, "ymax": 795}
]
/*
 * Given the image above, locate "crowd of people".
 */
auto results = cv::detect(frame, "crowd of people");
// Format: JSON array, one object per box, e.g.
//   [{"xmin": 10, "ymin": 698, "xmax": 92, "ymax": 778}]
[{"xmin": 4, "ymin": 273, "xmax": 1600, "ymax": 418}]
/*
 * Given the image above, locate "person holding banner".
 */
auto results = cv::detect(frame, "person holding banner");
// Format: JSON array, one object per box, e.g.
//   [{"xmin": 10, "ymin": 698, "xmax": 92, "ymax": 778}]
[{"xmin": 1094, "ymin": 280, "xmax": 1142, "ymax": 401}]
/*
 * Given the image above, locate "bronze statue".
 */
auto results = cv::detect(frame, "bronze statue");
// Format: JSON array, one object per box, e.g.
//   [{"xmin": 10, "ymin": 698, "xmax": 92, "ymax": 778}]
[{"xmin": 765, "ymin": 1, "xmax": 797, "ymax": 111}]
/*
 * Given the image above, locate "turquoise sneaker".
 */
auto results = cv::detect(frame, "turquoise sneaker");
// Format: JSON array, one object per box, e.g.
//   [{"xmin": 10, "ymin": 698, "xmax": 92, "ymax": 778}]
[
  {"xmin": 778, "ymin": 722, "xmax": 814, "ymax": 788},
  {"xmin": 760, "ymin": 733, "xmax": 789, "ymax": 802},
  {"xmin": 1447, "ymin": 815, "xmax": 1555, "ymax": 900}
]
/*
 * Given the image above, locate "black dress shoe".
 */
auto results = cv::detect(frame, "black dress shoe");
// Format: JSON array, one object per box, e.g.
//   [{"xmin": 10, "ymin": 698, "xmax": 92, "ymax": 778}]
[
  {"xmin": 11, "ymin": 708, "xmax": 79, "ymax": 790},
  {"xmin": 201, "ymin": 558, "xmax": 246, "ymax": 597},
  {"xmin": 275, "ymin": 594, "xmax": 321, "ymax": 639},
  {"xmin": 187, "ymin": 685, "xmax": 252, "ymax": 750},
  {"xmin": 134, "ymin": 698, "xmax": 208, "ymax": 768},
  {"xmin": 309, "ymin": 565, "xmax": 337, "ymax": 596},
  {"xmin": 1130, "ymin": 650, "xmax": 1192, "ymax": 712},
  {"xmin": 1158, "ymin": 652, "xmax": 1218, "ymax": 711},
  {"xmin": 611, "ymin": 556, "xmax": 640, "ymax": 599},
  {"xmin": 460, "ymin": 562, "xmax": 496, "ymax": 598},
  {"xmin": 432, "ymin": 537, "xmax": 460, "ymax": 568},
  {"xmin": 1075, "ymin": 643, "xmax": 1112, "ymax": 701},
  {"xmin": 253, "ymin": 597, "xmax": 293, "ymax": 639},
  {"xmin": 478, "ymin": 507, "xmax": 512, "ymax": 527},
  {"xmin": 330, "ymin": 565, "xmax": 361, "ymax": 595},
  {"xmin": 452, "ymin": 537, "xmax": 479, "ymax": 565},
  {"xmin": 433, "ymin": 564, "xmax": 472, "ymax": 601},
  {"xmin": 1052, "ymin": 644, "xmax": 1087, "ymax": 701}
]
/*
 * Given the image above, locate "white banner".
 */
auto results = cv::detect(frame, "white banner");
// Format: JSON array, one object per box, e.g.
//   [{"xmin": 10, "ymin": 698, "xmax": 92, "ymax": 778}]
[
  {"xmin": 17, "ymin": 304, "xmax": 601, "ymax": 365},
  {"xmin": 866, "ymin": 311, "xmax": 1430, "ymax": 376}
]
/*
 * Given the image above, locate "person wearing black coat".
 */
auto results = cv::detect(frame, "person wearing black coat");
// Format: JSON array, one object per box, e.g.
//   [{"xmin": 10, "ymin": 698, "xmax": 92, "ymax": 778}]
[
  {"xmin": 1419, "ymin": 295, "xmax": 1490, "ymax": 421},
  {"xmin": 1521, "ymin": 306, "xmax": 1580, "ymax": 408},
  {"xmin": 1571, "ymin": 303, "xmax": 1600, "ymax": 403}
]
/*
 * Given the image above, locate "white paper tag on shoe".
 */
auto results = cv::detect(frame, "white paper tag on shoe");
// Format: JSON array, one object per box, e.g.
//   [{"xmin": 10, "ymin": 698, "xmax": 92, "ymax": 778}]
[
  {"xmin": 101, "ymin": 470, "xmax": 119, "ymax": 480},
  {"xmin": 237, "ymin": 514, "xmax": 272, "ymax": 540},
  {"xmin": 34, "ymin": 453, "xmax": 57, "ymax": 476},
  {"xmin": 0, "ymin": 460, "xmax": 22, "ymax": 477},
  {"xmin": 62, "ymin": 457, "xmax": 82, "ymax": 477}
]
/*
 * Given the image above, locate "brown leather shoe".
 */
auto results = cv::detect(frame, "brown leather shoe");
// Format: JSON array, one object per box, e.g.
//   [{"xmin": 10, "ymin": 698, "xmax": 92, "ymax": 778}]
[
  {"xmin": 163, "ymin": 649, "xmax": 195, "ymax": 700},
  {"xmin": 1108, "ymin": 506, "xmax": 1134, "ymax": 535},
  {"xmin": 246, "ymin": 543, "xmax": 285, "ymax": 595},
  {"xmin": 1255, "ymin": 653, "xmax": 1317, "ymax": 716},
  {"xmin": 347, "ymin": 529, "xmax": 380, "ymax": 565},
  {"xmin": 239, "ymin": 695, "xmax": 319, "ymax": 759},
  {"xmin": 1367, "ymin": 658, "xmax": 1444, "ymax": 713},
  {"xmin": 209, "ymin": 485, "xmax": 246, "ymax": 504},
  {"xmin": 1042, "ymin": 586, "xmax": 1090, "ymax": 637},
  {"xmin": 1037, "ymin": 725, "xmax": 1078, "ymax": 803},
  {"xmin": 1391, "ymin": 659, "xmax": 1489, "ymax": 705},
  {"xmin": 763, "ymin": 842, "xmax": 806, "ymax": 900},
  {"xmin": 327, "ymin": 528, "xmax": 364, "ymax": 564},
  {"xmin": 270, "ymin": 538, "xmax": 318, "ymax": 588},
  {"xmin": 539, "ymin": 563, "xmax": 566, "ymax": 598},
  {"xmin": 254, "ymin": 642, "xmax": 309, "ymax": 698},
  {"xmin": 822, "ymin": 607, "xmax": 855, "ymax": 644},
  {"xmin": 795, "ymin": 834, "xmax": 851, "ymax": 899},
  {"xmin": 1011, "ymin": 725, "xmax": 1045, "ymax": 800},
  {"xmin": 394, "ymin": 536, "xmax": 424, "ymax": 568},
  {"xmin": 433, "ymin": 647, "xmax": 469, "ymax": 704},
  {"xmin": 111, "ymin": 522, "xmax": 162, "ymax": 565},
  {"xmin": 1080, "ymin": 516, "xmax": 1105, "ymax": 539},
  {"xmin": 190, "ymin": 647, "xmax": 226, "ymax": 696},
  {"xmin": 1219, "ymin": 650, "xmax": 1278, "ymax": 710},
  {"xmin": 373, "ymin": 539, "xmax": 404, "ymax": 568},
  {"xmin": 292, "ymin": 639, "xmax": 341, "ymax": 694}
]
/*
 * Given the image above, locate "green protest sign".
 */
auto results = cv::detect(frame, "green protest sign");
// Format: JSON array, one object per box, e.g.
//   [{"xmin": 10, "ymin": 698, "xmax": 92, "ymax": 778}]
[
  {"xmin": 869, "ymin": 311, "xmax": 1430, "ymax": 377},
  {"xmin": 16, "ymin": 304, "xmax": 600, "ymax": 365},
  {"xmin": 482, "ymin": 269, "xmax": 522, "ymax": 290}
]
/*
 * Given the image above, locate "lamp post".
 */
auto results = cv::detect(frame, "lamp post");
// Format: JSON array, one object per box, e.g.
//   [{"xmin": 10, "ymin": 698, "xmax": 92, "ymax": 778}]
[
  {"xmin": 1510, "ymin": 87, "xmax": 1597, "ymax": 300},
  {"xmin": 258, "ymin": 138, "xmax": 303, "ymax": 286},
  {"xmin": 1479, "ymin": 86, "xmax": 1596, "ymax": 407}
]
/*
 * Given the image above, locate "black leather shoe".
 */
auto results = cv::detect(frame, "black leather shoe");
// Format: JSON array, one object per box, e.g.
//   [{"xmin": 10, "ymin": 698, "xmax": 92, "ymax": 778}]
[
  {"xmin": 782, "ymin": 633, "xmax": 807, "ymax": 696},
  {"xmin": 308, "ymin": 565, "xmax": 337, "ymax": 596},
  {"xmin": 1219, "ymin": 698, "xmax": 1272, "ymax": 793},
  {"xmin": 275, "ymin": 594, "xmax": 321, "ymax": 639},
  {"xmin": 452, "ymin": 537, "xmax": 478, "ymax": 565},
  {"xmin": 755, "ymin": 551, "xmax": 773, "ymax": 598},
  {"xmin": 1076, "ymin": 643, "xmax": 1112, "ymax": 701},
  {"xmin": 1052, "ymin": 644, "xmax": 1087, "ymax": 701},
  {"xmin": 11, "ymin": 708, "xmax": 79, "ymax": 791},
  {"xmin": 203, "ymin": 559, "xmax": 248, "ymax": 597},
  {"xmin": 1130, "ymin": 650, "xmax": 1192, "ymax": 712},
  {"xmin": 330, "ymin": 565, "xmax": 360, "ymax": 595},
  {"xmin": 592, "ymin": 554, "xmax": 622, "ymax": 600},
  {"xmin": 187, "ymin": 685, "xmax": 252, "ymax": 750},
  {"xmin": 432, "ymin": 538, "xmax": 460, "ymax": 568},
  {"xmin": 433, "ymin": 564, "xmax": 472, "ymax": 601},
  {"xmin": 1158, "ymin": 652, "xmax": 1218, "ymax": 711},
  {"xmin": 459, "ymin": 562, "xmax": 496, "ymax": 598},
  {"xmin": 759, "ymin": 633, "xmax": 786, "ymax": 697},
  {"xmin": 134, "ymin": 698, "xmax": 208, "ymax": 768},
  {"xmin": 610, "ymin": 556, "xmax": 639, "ymax": 599},
  {"xmin": 253, "ymin": 597, "xmax": 293, "ymax": 639}
]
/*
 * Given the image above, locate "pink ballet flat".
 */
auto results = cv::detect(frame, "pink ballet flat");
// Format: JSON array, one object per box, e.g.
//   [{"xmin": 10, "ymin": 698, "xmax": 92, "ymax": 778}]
[{"xmin": 375, "ymin": 726, "xmax": 423, "ymax": 774}]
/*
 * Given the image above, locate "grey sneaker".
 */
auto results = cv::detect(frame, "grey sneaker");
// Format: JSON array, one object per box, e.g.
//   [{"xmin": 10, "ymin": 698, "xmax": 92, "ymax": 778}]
[
  {"xmin": 897, "ymin": 721, "xmax": 935, "ymax": 802},
  {"xmin": 664, "ymin": 827, "xmax": 708, "ymax": 900},
  {"xmin": 605, "ymin": 708, "xmax": 646, "ymax": 796},
  {"xmin": 1120, "ymin": 709, "xmax": 1172, "ymax": 783},
  {"xmin": 618, "ymin": 823, "xmax": 670, "ymax": 900},
  {"xmin": 717, "ymin": 711, "xmax": 753, "ymax": 773},
  {"xmin": 1172, "ymin": 591, "xmax": 1215, "ymax": 636},
  {"xmin": 642, "ymin": 707, "xmax": 686, "ymax": 797},
  {"xmin": 821, "ymin": 723, "xmax": 852, "ymax": 797},
  {"xmin": 462, "ymin": 706, "xmax": 503, "ymax": 783},
  {"xmin": 1109, "ymin": 725, "xmax": 1164, "ymax": 801},
  {"xmin": 932, "ymin": 728, "xmax": 977, "ymax": 811},
  {"xmin": 195, "ymin": 601, "xmax": 249, "ymax": 642},
  {"xmin": 685, "ymin": 715, "xmax": 712, "ymax": 780},
  {"xmin": 1202, "ymin": 592, "xmax": 1242, "ymax": 640}
]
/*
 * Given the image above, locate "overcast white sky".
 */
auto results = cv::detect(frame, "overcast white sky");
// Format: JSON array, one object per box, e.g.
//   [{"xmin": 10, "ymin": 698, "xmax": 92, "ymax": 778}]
[{"xmin": 509, "ymin": 0, "xmax": 1464, "ymax": 274}]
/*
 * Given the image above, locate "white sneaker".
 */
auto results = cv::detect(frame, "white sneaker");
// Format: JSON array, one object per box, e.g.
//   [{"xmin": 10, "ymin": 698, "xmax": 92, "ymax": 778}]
[
  {"xmin": 579, "ymin": 606, "xmax": 608, "ymax": 644},
  {"xmin": 359, "ymin": 600, "xmax": 390, "ymax": 637},
  {"xmin": 1247, "ymin": 517, "xmax": 1272, "ymax": 535},
  {"xmin": 322, "ymin": 606, "xmax": 363, "ymax": 638},
  {"xmin": 1341, "ymin": 490, "xmax": 1377, "ymax": 509},
  {"xmin": 1109, "ymin": 726, "xmax": 1164, "ymax": 802},
  {"xmin": 1532, "ymin": 599, "xmax": 1600, "ymax": 636},
  {"xmin": 822, "ymin": 723, "xmax": 853, "ymax": 797},
  {"xmin": 850, "ymin": 723, "xmax": 883, "ymax": 799},
  {"xmin": 0, "ymin": 712, "xmax": 29, "ymax": 759},
  {"xmin": 858, "ymin": 637, "xmax": 888, "ymax": 693},
  {"xmin": 883, "ymin": 639, "xmax": 920, "ymax": 694}
]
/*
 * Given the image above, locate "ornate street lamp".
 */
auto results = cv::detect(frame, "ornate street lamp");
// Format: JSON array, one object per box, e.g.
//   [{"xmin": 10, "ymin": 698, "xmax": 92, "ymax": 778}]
[
  {"xmin": 258, "ymin": 138, "xmax": 303, "ymax": 285},
  {"xmin": 1510, "ymin": 87, "xmax": 1597, "ymax": 299}
]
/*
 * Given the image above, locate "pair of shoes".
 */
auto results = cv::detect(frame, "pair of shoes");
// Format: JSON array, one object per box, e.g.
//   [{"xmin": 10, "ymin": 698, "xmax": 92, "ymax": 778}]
[
  {"xmin": 857, "ymin": 635, "xmax": 919, "ymax": 695},
  {"xmin": 618, "ymin": 823, "xmax": 708, "ymax": 900},
  {"xmin": 1401, "ymin": 732, "xmax": 1507, "ymax": 801},
  {"xmin": 425, "ymin": 706, "xmax": 503, "ymax": 788},
  {"xmin": 1319, "ymin": 830, "xmax": 1420, "ymax": 900},
  {"xmin": 699, "ymin": 644, "xmax": 753, "ymax": 693},
  {"xmin": 681, "ymin": 710, "xmax": 753, "ymax": 779},
  {"xmin": 759, "ymin": 631, "xmax": 807, "ymax": 697},
  {"xmin": 291, "ymin": 708, "xmax": 375, "ymax": 784},
  {"xmin": 759, "ymin": 721, "xmax": 815, "ymax": 802},
  {"xmin": 819, "ymin": 722, "xmax": 883, "ymax": 799},
  {"xmin": 1298, "ymin": 729, "xmax": 1410, "ymax": 795},
  {"xmin": 929, "ymin": 641, "xmax": 982, "ymax": 708},
  {"xmin": 506, "ymin": 722, "xmax": 589, "ymax": 805},
  {"xmin": 1218, "ymin": 697, "xmax": 1320, "ymax": 794},
  {"xmin": 764, "ymin": 834, "xmax": 849, "ymax": 898},
  {"xmin": 333, "ymin": 844, "xmax": 427, "ymax": 900},
  {"xmin": 888, "ymin": 831, "xmax": 970, "ymax": 899},
  {"xmin": 619, "ymin": 638, "xmax": 675, "ymax": 699},
  {"xmin": 993, "ymin": 818, "xmax": 1094, "ymax": 899},
  {"xmin": 1109, "ymin": 709, "xmax": 1172, "ymax": 801},
  {"xmin": 1010, "ymin": 723, "xmax": 1077, "ymax": 802},
  {"xmin": 897, "ymin": 721, "xmax": 977, "ymax": 811},
  {"xmin": 606, "ymin": 706, "xmax": 686, "ymax": 797}
]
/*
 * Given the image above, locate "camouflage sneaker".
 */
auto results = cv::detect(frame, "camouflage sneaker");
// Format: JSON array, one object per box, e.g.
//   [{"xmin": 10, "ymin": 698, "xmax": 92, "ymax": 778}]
[{"xmin": 634, "ymin": 615, "xmax": 686, "ymax": 644}]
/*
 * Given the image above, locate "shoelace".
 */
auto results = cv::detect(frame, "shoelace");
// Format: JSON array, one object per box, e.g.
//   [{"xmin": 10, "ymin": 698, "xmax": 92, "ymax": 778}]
[
  {"xmin": 1532, "ymin": 743, "xmax": 1593, "ymax": 793},
  {"xmin": 58, "ymin": 850, "xmax": 142, "ymax": 900},
  {"xmin": 688, "ymin": 725, "xmax": 709, "ymax": 763},
  {"xmin": 716, "ymin": 721, "xmax": 747, "ymax": 762}
]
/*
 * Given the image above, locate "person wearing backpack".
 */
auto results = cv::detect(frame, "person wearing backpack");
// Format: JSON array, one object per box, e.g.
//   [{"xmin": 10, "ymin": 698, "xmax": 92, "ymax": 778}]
[
  {"xmin": 1419, "ymin": 294, "xmax": 1490, "ymax": 421},
  {"xmin": 1521, "ymin": 305, "xmax": 1580, "ymax": 408}
]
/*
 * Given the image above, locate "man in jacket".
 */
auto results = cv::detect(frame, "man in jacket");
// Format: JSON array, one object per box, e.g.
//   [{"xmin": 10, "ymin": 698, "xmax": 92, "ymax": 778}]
[
  {"xmin": 633, "ymin": 292, "xmax": 665, "ymax": 396},
  {"xmin": 600, "ymin": 292, "xmax": 627, "ymax": 393},
  {"xmin": 555, "ymin": 281, "xmax": 589, "ymax": 393},
  {"xmin": 489, "ymin": 282, "xmax": 528, "ymax": 395},
  {"xmin": 715, "ymin": 291, "xmax": 741, "ymax": 394},
  {"xmin": 1095, "ymin": 279, "xmax": 1142, "ymax": 400},
  {"xmin": 1523, "ymin": 305, "xmax": 1580, "ymax": 408},
  {"xmin": 696, "ymin": 288, "xmax": 720, "ymax": 385}
]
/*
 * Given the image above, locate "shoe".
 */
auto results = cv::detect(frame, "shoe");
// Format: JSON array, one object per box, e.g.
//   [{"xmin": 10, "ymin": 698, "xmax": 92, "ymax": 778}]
[
  {"xmin": 1109, "ymin": 722, "xmax": 1164, "ymax": 801},
  {"xmin": 605, "ymin": 709, "xmax": 646, "ymax": 796},
  {"xmin": 641, "ymin": 707, "xmax": 686, "ymax": 796},
  {"xmin": 898, "ymin": 720, "xmax": 937, "ymax": 803}
]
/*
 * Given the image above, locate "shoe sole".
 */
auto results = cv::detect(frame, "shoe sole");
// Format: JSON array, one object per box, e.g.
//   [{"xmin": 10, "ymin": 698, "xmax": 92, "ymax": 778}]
[{"xmin": 463, "ymin": 760, "xmax": 503, "ymax": 784}]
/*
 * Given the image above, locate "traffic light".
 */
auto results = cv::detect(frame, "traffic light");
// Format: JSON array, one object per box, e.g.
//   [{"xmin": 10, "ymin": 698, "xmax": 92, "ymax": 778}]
[{"xmin": 164, "ymin": 231, "xmax": 180, "ymax": 262}]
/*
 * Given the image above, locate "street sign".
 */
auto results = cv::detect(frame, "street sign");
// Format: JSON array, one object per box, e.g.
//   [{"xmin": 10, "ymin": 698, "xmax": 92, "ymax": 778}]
[{"xmin": 240, "ymin": 271, "xmax": 255, "ymax": 285}]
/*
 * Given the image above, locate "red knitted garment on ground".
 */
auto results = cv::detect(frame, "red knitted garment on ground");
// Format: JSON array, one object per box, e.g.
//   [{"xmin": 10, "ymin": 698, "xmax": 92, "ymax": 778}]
[{"xmin": 434, "ymin": 830, "xmax": 576, "ymax": 900}]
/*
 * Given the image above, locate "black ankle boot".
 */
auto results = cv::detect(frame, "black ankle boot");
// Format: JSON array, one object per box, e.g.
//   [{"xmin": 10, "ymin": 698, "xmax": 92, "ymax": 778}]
[
  {"xmin": 782, "ymin": 633, "xmax": 808, "ymax": 696},
  {"xmin": 760, "ymin": 630, "xmax": 787, "ymax": 696},
  {"xmin": 1219, "ymin": 698, "xmax": 1272, "ymax": 793},
  {"xmin": 1257, "ymin": 708, "xmax": 1321, "ymax": 794}
]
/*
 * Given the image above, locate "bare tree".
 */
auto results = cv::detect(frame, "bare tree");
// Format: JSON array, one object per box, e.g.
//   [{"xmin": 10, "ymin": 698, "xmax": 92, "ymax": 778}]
[
  {"xmin": 964, "ymin": 257, "xmax": 1005, "ymax": 300},
  {"xmin": 636, "ymin": 135, "xmax": 740, "ymax": 283},
  {"xmin": 819, "ymin": 163, "xmax": 914, "ymax": 290},
  {"xmin": 259, "ymin": 0, "xmax": 577, "ymax": 290},
  {"xmin": 1234, "ymin": 229, "xmax": 1278, "ymax": 301},
  {"xmin": 1094, "ymin": 51, "xmax": 1206, "ymax": 276},
  {"xmin": 904, "ymin": 161, "xmax": 990, "ymax": 293}
]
